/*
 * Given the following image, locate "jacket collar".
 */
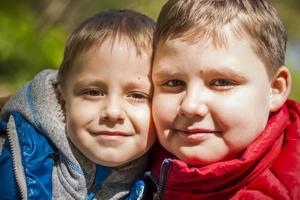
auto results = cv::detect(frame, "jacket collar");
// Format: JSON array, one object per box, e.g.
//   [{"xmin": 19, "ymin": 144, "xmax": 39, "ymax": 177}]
[{"xmin": 151, "ymin": 100, "xmax": 299, "ymax": 197}]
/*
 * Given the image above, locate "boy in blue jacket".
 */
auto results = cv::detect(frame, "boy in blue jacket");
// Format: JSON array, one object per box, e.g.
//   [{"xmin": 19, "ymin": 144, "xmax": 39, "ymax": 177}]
[{"xmin": 0, "ymin": 9, "xmax": 156, "ymax": 199}]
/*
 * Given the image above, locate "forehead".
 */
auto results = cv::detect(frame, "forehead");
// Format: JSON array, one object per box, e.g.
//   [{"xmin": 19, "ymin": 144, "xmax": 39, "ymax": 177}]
[
  {"xmin": 76, "ymin": 39, "xmax": 150, "ymax": 68},
  {"xmin": 68, "ymin": 40, "xmax": 152, "ymax": 84},
  {"xmin": 154, "ymin": 34, "xmax": 246, "ymax": 64},
  {"xmin": 155, "ymin": 23, "xmax": 274, "ymax": 76},
  {"xmin": 153, "ymin": 35, "xmax": 269, "ymax": 79}
]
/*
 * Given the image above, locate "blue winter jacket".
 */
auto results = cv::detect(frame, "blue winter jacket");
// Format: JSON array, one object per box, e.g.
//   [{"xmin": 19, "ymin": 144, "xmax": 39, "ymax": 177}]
[{"xmin": 0, "ymin": 112, "xmax": 146, "ymax": 200}]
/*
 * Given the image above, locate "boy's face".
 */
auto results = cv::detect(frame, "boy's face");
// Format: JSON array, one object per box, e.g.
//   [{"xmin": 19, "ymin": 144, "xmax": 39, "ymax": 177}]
[
  {"xmin": 61, "ymin": 40, "xmax": 155, "ymax": 167},
  {"xmin": 152, "ymin": 34, "xmax": 273, "ymax": 166}
]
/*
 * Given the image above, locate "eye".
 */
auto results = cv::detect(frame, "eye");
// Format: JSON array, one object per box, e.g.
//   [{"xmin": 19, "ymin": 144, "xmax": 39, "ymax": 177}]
[
  {"xmin": 210, "ymin": 79, "xmax": 236, "ymax": 90},
  {"xmin": 82, "ymin": 89, "xmax": 105, "ymax": 97},
  {"xmin": 130, "ymin": 93, "xmax": 146, "ymax": 99},
  {"xmin": 127, "ymin": 92, "xmax": 150, "ymax": 103},
  {"xmin": 214, "ymin": 79, "xmax": 233, "ymax": 86},
  {"xmin": 163, "ymin": 80, "xmax": 185, "ymax": 87}
]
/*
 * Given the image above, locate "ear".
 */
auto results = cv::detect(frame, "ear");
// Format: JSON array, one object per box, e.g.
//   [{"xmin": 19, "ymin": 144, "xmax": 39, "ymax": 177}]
[
  {"xmin": 57, "ymin": 84, "xmax": 66, "ymax": 107},
  {"xmin": 269, "ymin": 66, "xmax": 292, "ymax": 112}
]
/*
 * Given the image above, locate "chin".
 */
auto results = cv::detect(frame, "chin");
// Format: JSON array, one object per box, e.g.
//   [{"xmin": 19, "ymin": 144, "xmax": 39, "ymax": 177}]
[
  {"xmin": 87, "ymin": 153, "xmax": 124, "ymax": 167},
  {"xmin": 94, "ymin": 159, "xmax": 128, "ymax": 167},
  {"xmin": 177, "ymin": 153, "xmax": 220, "ymax": 167},
  {"xmin": 96, "ymin": 154, "xmax": 142, "ymax": 167},
  {"xmin": 184, "ymin": 159, "xmax": 210, "ymax": 167}
]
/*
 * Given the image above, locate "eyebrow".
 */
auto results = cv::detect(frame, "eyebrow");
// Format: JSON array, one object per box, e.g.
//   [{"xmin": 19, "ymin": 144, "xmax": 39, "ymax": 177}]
[
  {"xmin": 74, "ymin": 78, "xmax": 151, "ymax": 92},
  {"xmin": 152, "ymin": 66, "xmax": 248, "ymax": 82},
  {"xmin": 152, "ymin": 70, "xmax": 183, "ymax": 78},
  {"xmin": 202, "ymin": 67, "xmax": 248, "ymax": 81},
  {"xmin": 152, "ymin": 64, "xmax": 186, "ymax": 78},
  {"xmin": 74, "ymin": 79, "xmax": 105, "ymax": 88},
  {"xmin": 124, "ymin": 80, "xmax": 152, "ymax": 92}
]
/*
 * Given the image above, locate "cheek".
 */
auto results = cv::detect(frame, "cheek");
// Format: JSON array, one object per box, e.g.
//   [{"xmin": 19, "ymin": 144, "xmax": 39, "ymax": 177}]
[
  {"xmin": 152, "ymin": 94, "xmax": 180, "ymax": 131},
  {"xmin": 217, "ymin": 88, "xmax": 270, "ymax": 125},
  {"xmin": 216, "ymin": 94, "xmax": 270, "ymax": 150},
  {"xmin": 65, "ymin": 100, "xmax": 98, "ymax": 132},
  {"xmin": 130, "ymin": 104, "xmax": 153, "ymax": 133},
  {"xmin": 65, "ymin": 108, "xmax": 84, "ymax": 139},
  {"xmin": 128, "ymin": 105, "xmax": 156, "ymax": 149}
]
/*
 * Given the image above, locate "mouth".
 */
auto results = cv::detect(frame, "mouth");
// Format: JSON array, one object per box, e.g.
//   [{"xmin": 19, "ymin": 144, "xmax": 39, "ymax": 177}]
[
  {"xmin": 91, "ymin": 130, "xmax": 132, "ymax": 137},
  {"xmin": 174, "ymin": 128, "xmax": 222, "ymax": 142},
  {"xmin": 176, "ymin": 128, "xmax": 222, "ymax": 134}
]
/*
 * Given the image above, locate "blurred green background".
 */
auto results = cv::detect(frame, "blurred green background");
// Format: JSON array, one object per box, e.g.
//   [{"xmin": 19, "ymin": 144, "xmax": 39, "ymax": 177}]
[{"xmin": 0, "ymin": 0, "xmax": 299, "ymax": 101}]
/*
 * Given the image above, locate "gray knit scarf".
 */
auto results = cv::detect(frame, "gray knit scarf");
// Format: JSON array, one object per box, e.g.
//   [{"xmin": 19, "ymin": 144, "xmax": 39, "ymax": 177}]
[{"xmin": 1, "ymin": 69, "xmax": 148, "ymax": 200}]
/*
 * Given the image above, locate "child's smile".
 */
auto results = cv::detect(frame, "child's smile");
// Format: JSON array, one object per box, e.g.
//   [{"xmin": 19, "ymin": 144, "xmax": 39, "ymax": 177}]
[
  {"xmin": 61, "ymin": 39, "xmax": 156, "ymax": 167},
  {"xmin": 152, "ymin": 33, "xmax": 274, "ymax": 166},
  {"xmin": 174, "ymin": 128, "xmax": 222, "ymax": 143}
]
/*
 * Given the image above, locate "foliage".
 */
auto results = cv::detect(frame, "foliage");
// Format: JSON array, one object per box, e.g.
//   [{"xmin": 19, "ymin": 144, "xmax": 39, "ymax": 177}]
[
  {"xmin": 0, "ymin": 0, "xmax": 168, "ymax": 92},
  {"xmin": 290, "ymin": 68, "xmax": 300, "ymax": 101},
  {"xmin": 0, "ymin": 0, "xmax": 64, "ymax": 90},
  {"xmin": 273, "ymin": 0, "xmax": 300, "ymax": 40},
  {"xmin": 0, "ymin": 0, "xmax": 299, "ymax": 102}
]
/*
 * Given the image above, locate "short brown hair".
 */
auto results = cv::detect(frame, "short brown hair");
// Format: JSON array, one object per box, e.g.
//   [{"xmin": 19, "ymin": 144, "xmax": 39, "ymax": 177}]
[
  {"xmin": 58, "ymin": 9, "xmax": 155, "ymax": 87},
  {"xmin": 155, "ymin": 0, "xmax": 287, "ymax": 76}
]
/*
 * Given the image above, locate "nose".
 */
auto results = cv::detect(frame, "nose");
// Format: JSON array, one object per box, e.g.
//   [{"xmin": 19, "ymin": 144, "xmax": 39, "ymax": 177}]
[
  {"xmin": 179, "ymin": 85, "xmax": 208, "ymax": 118},
  {"xmin": 100, "ymin": 97, "xmax": 125, "ymax": 122}
]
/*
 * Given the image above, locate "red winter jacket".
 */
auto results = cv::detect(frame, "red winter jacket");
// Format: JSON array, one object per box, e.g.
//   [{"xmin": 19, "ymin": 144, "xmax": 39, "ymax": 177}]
[{"xmin": 150, "ymin": 99, "xmax": 300, "ymax": 200}]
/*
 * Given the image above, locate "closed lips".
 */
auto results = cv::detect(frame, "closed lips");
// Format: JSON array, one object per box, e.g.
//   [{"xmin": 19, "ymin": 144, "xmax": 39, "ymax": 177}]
[
  {"xmin": 92, "ymin": 131, "xmax": 132, "ymax": 136},
  {"xmin": 175, "ymin": 128, "xmax": 222, "ymax": 134}
]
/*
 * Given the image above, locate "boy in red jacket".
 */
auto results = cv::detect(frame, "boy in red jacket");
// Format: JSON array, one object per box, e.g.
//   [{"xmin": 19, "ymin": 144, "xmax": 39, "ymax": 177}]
[{"xmin": 149, "ymin": 0, "xmax": 300, "ymax": 199}]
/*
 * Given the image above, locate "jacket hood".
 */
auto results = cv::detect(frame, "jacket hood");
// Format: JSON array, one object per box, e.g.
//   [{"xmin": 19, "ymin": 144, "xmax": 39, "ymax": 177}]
[{"xmin": 1, "ymin": 69, "xmax": 148, "ymax": 199}]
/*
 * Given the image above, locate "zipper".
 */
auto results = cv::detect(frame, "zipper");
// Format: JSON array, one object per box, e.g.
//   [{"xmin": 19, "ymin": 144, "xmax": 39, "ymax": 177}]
[
  {"xmin": 86, "ymin": 164, "xmax": 111, "ymax": 200},
  {"xmin": 145, "ymin": 171, "xmax": 159, "ymax": 189},
  {"xmin": 6, "ymin": 115, "xmax": 27, "ymax": 200},
  {"xmin": 153, "ymin": 159, "xmax": 172, "ymax": 200}
]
